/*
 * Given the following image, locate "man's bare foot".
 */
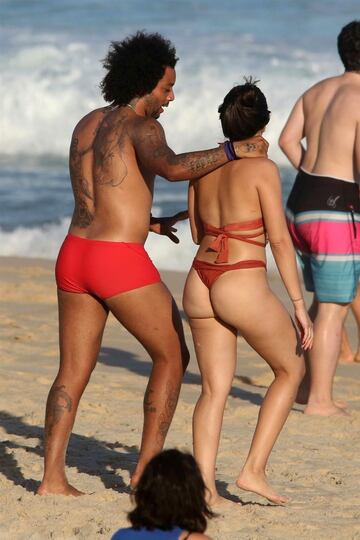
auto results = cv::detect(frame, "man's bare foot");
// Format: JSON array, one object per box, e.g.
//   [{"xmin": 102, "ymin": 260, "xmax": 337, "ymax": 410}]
[
  {"xmin": 296, "ymin": 391, "xmax": 347, "ymax": 409},
  {"xmin": 332, "ymin": 399, "xmax": 348, "ymax": 409},
  {"xmin": 37, "ymin": 482, "xmax": 85, "ymax": 496},
  {"xmin": 304, "ymin": 402, "xmax": 350, "ymax": 417},
  {"xmin": 236, "ymin": 470, "xmax": 289, "ymax": 505},
  {"xmin": 354, "ymin": 352, "xmax": 360, "ymax": 363}
]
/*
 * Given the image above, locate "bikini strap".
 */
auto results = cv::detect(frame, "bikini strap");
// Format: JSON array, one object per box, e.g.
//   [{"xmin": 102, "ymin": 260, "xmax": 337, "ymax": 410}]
[
  {"xmin": 221, "ymin": 218, "xmax": 265, "ymax": 231},
  {"xmin": 204, "ymin": 222, "xmax": 266, "ymax": 264}
]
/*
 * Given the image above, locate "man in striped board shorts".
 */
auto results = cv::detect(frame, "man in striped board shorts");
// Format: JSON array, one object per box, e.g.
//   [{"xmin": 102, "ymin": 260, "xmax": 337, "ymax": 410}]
[{"xmin": 279, "ymin": 20, "xmax": 360, "ymax": 417}]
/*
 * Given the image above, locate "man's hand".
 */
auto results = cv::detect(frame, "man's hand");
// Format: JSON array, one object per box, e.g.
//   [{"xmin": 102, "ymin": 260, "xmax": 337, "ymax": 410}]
[
  {"xmin": 233, "ymin": 135, "xmax": 269, "ymax": 159},
  {"xmin": 149, "ymin": 210, "xmax": 189, "ymax": 243}
]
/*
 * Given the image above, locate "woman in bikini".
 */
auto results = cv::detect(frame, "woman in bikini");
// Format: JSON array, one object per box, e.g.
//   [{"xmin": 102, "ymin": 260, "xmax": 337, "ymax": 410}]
[{"xmin": 183, "ymin": 79, "xmax": 313, "ymax": 506}]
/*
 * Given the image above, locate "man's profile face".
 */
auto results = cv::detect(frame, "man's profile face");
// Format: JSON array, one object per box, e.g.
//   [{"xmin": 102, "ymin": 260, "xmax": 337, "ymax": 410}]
[{"xmin": 144, "ymin": 66, "xmax": 176, "ymax": 119}]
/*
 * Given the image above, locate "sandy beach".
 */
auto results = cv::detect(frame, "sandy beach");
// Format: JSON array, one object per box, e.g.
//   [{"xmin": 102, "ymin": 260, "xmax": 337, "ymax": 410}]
[{"xmin": 0, "ymin": 256, "xmax": 359, "ymax": 540}]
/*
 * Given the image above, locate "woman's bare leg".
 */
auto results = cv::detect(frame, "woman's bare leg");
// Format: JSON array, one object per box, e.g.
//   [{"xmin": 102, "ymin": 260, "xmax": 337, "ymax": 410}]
[
  {"xmin": 189, "ymin": 317, "xmax": 237, "ymax": 505},
  {"xmin": 38, "ymin": 291, "xmax": 108, "ymax": 496},
  {"xmin": 210, "ymin": 271, "xmax": 305, "ymax": 504},
  {"xmin": 183, "ymin": 269, "xmax": 238, "ymax": 506}
]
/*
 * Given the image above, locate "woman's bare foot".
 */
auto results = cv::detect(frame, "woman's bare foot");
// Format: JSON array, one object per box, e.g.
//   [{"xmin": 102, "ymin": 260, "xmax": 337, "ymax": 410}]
[
  {"xmin": 304, "ymin": 402, "xmax": 350, "ymax": 417},
  {"xmin": 37, "ymin": 481, "xmax": 85, "ymax": 496},
  {"xmin": 236, "ymin": 470, "xmax": 289, "ymax": 505},
  {"xmin": 207, "ymin": 493, "xmax": 240, "ymax": 508},
  {"xmin": 354, "ymin": 351, "xmax": 360, "ymax": 363}
]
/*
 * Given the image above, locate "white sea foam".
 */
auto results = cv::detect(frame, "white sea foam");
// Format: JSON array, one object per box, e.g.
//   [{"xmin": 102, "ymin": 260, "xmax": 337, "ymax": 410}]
[
  {"xmin": 1, "ymin": 32, "xmax": 338, "ymax": 165},
  {"xmin": 0, "ymin": 7, "xmax": 342, "ymax": 271},
  {"xmin": 0, "ymin": 218, "xmax": 71, "ymax": 259}
]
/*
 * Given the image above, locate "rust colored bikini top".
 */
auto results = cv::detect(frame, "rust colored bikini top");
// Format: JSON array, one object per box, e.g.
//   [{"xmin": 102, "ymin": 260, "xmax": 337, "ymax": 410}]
[{"xmin": 204, "ymin": 217, "xmax": 266, "ymax": 264}]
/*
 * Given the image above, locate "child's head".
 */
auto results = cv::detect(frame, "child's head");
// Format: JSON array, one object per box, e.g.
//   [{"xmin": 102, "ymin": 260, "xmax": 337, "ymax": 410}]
[
  {"xmin": 128, "ymin": 449, "xmax": 214, "ymax": 532},
  {"xmin": 218, "ymin": 77, "xmax": 270, "ymax": 141}
]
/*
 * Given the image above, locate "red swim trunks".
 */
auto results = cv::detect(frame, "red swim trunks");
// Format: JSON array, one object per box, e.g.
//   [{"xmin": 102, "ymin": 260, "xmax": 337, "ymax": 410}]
[{"xmin": 55, "ymin": 234, "xmax": 161, "ymax": 299}]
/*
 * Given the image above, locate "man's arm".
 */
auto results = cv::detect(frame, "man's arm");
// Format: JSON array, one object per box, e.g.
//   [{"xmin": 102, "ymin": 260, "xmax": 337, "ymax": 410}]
[
  {"xmin": 132, "ymin": 118, "xmax": 267, "ymax": 181},
  {"xmin": 149, "ymin": 211, "xmax": 188, "ymax": 244},
  {"xmin": 278, "ymin": 96, "xmax": 306, "ymax": 169}
]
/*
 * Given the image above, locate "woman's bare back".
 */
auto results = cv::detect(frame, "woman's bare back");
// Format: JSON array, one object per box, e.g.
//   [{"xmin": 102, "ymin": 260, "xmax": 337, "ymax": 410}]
[{"xmin": 191, "ymin": 157, "xmax": 268, "ymax": 265}]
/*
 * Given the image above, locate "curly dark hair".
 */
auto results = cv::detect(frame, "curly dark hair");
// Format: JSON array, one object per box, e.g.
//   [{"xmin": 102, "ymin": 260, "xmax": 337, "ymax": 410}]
[
  {"xmin": 337, "ymin": 20, "xmax": 360, "ymax": 71},
  {"xmin": 100, "ymin": 31, "xmax": 178, "ymax": 106},
  {"xmin": 218, "ymin": 77, "xmax": 270, "ymax": 141},
  {"xmin": 128, "ymin": 449, "xmax": 214, "ymax": 532}
]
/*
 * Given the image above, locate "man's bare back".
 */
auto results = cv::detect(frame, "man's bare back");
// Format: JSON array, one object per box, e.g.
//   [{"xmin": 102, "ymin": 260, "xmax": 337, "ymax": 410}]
[
  {"xmin": 302, "ymin": 72, "xmax": 360, "ymax": 180},
  {"xmin": 69, "ymin": 106, "xmax": 156, "ymax": 243}
]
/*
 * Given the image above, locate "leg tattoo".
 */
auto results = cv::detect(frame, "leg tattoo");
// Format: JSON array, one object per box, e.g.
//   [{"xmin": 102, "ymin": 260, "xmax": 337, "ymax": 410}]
[
  {"xmin": 45, "ymin": 385, "xmax": 72, "ymax": 445},
  {"xmin": 156, "ymin": 382, "xmax": 179, "ymax": 446},
  {"xmin": 144, "ymin": 387, "xmax": 157, "ymax": 413}
]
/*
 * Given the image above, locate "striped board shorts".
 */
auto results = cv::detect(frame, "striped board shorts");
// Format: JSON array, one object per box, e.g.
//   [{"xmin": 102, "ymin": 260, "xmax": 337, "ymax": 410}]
[{"xmin": 286, "ymin": 169, "xmax": 360, "ymax": 303}]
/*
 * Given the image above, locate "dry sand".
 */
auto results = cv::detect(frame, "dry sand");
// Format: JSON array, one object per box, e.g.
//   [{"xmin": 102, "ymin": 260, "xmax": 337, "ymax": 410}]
[{"xmin": 0, "ymin": 256, "xmax": 359, "ymax": 540}]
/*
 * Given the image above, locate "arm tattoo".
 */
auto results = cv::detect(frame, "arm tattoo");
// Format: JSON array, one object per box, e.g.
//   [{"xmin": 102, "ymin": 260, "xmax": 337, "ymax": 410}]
[
  {"xmin": 135, "ymin": 121, "xmax": 224, "ymax": 178},
  {"xmin": 44, "ymin": 385, "xmax": 72, "ymax": 446},
  {"xmin": 174, "ymin": 150, "xmax": 222, "ymax": 173}
]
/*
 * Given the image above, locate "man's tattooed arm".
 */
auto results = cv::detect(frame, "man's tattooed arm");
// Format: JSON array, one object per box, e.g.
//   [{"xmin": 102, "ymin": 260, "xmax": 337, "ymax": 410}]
[
  {"xmin": 133, "ymin": 119, "xmax": 227, "ymax": 181},
  {"xmin": 133, "ymin": 119, "xmax": 268, "ymax": 182}
]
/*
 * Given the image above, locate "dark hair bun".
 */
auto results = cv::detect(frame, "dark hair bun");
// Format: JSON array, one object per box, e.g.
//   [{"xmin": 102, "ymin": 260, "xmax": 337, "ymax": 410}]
[{"xmin": 218, "ymin": 77, "xmax": 270, "ymax": 141}]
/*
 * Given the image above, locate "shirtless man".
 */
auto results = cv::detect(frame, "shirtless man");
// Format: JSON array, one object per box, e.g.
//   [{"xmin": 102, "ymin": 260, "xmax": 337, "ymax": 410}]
[
  {"xmin": 37, "ymin": 31, "xmax": 267, "ymax": 496},
  {"xmin": 279, "ymin": 20, "xmax": 360, "ymax": 416}
]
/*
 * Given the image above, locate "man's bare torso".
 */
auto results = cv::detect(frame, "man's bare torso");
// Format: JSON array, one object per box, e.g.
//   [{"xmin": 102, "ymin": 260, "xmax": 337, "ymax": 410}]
[
  {"xmin": 68, "ymin": 106, "xmax": 155, "ymax": 243},
  {"xmin": 301, "ymin": 72, "xmax": 360, "ymax": 182}
]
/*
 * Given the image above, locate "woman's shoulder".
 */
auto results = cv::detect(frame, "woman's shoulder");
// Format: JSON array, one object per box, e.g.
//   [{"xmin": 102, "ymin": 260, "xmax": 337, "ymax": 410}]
[
  {"xmin": 234, "ymin": 156, "xmax": 278, "ymax": 172},
  {"xmin": 228, "ymin": 157, "xmax": 279, "ymax": 186}
]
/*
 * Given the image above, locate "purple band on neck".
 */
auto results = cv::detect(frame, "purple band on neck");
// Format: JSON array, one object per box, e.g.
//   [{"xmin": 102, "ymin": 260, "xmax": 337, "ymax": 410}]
[{"xmin": 224, "ymin": 140, "xmax": 237, "ymax": 161}]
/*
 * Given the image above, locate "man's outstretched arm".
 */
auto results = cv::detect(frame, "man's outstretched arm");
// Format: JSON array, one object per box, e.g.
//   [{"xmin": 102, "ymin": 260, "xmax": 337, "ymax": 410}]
[{"xmin": 133, "ymin": 118, "xmax": 268, "ymax": 181}]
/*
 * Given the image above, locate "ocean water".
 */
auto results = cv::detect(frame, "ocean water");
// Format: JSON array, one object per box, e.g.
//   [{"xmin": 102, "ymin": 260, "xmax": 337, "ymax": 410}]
[{"xmin": 1, "ymin": 0, "xmax": 358, "ymax": 269}]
